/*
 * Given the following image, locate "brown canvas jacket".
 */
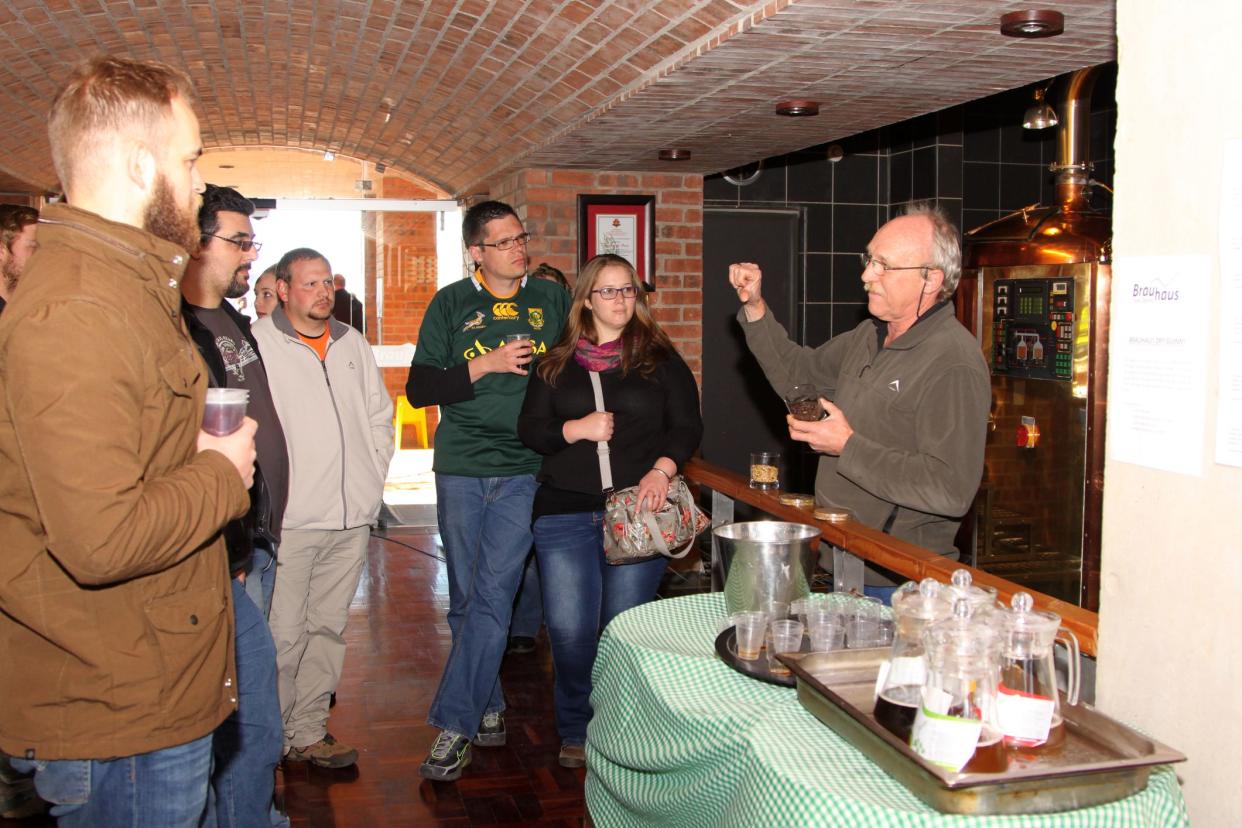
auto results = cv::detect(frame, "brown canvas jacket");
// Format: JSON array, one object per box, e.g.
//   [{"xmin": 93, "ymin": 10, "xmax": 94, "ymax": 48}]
[{"xmin": 0, "ymin": 203, "xmax": 248, "ymax": 760}]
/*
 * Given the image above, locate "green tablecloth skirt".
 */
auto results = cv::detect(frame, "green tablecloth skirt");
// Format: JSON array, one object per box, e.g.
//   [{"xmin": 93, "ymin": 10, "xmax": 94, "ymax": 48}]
[{"xmin": 585, "ymin": 593, "xmax": 1187, "ymax": 827}]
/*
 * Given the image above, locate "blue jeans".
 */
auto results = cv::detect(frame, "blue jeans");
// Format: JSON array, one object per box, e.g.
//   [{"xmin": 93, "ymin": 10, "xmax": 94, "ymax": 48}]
[
  {"xmin": 243, "ymin": 539, "xmax": 278, "ymax": 618},
  {"xmin": 509, "ymin": 548, "xmax": 543, "ymax": 638},
  {"xmin": 13, "ymin": 733, "xmax": 212, "ymax": 827},
  {"xmin": 864, "ymin": 584, "xmax": 899, "ymax": 606},
  {"xmin": 533, "ymin": 510, "xmax": 667, "ymax": 744},
  {"xmin": 204, "ymin": 579, "xmax": 286, "ymax": 828},
  {"xmin": 427, "ymin": 473, "xmax": 537, "ymax": 738}
]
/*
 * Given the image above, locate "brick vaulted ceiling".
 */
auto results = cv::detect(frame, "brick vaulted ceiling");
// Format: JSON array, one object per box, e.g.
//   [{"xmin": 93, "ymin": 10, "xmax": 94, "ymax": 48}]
[{"xmin": 0, "ymin": 1, "xmax": 1114, "ymax": 198}]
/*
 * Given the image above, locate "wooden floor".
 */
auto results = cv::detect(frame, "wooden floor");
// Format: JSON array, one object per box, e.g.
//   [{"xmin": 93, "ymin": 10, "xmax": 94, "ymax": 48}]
[{"xmin": 2, "ymin": 524, "xmax": 599, "ymax": 827}]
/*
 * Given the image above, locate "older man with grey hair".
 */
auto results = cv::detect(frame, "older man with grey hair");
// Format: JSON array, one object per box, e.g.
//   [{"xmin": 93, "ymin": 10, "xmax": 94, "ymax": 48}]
[{"xmin": 729, "ymin": 202, "xmax": 990, "ymax": 600}]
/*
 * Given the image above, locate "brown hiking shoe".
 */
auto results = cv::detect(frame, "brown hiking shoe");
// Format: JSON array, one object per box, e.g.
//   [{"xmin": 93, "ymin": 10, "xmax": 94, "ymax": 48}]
[{"xmin": 286, "ymin": 733, "xmax": 358, "ymax": 768}]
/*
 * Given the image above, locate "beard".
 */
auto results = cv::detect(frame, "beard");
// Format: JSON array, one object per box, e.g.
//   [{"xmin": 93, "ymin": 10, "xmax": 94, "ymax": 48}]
[
  {"xmin": 143, "ymin": 174, "xmax": 200, "ymax": 253},
  {"xmin": 225, "ymin": 268, "xmax": 250, "ymax": 299},
  {"xmin": 2, "ymin": 258, "xmax": 18, "ymax": 296}
]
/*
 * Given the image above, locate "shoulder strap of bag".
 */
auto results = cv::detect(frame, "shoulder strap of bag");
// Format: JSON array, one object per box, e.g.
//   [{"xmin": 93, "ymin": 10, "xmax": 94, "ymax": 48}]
[{"xmin": 588, "ymin": 370, "xmax": 613, "ymax": 492}]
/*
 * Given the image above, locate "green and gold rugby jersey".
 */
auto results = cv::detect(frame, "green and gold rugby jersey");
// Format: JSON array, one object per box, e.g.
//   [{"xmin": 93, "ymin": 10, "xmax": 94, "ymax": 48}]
[{"xmin": 413, "ymin": 273, "xmax": 569, "ymax": 476}]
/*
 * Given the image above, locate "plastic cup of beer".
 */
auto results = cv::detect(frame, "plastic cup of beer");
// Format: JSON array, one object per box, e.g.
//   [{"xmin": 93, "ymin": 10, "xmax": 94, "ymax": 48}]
[
  {"xmin": 203, "ymin": 388, "xmax": 249, "ymax": 437},
  {"xmin": 784, "ymin": 384, "xmax": 827, "ymax": 421},
  {"xmin": 768, "ymin": 619, "xmax": 804, "ymax": 676},
  {"xmin": 733, "ymin": 611, "xmax": 767, "ymax": 661},
  {"xmin": 504, "ymin": 332, "xmax": 532, "ymax": 345}
]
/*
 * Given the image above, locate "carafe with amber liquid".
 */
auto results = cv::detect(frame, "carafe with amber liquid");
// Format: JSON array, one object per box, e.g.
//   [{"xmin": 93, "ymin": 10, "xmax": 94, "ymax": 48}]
[
  {"xmin": 873, "ymin": 579, "xmax": 952, "ymax": 742},
  {"xmin": 912, "ymin": 599, "xmax": 1008, "ymax": 774},
  {"xmin": 993, "ymin": 591, "xmax": 1080, "ymax": 754}
]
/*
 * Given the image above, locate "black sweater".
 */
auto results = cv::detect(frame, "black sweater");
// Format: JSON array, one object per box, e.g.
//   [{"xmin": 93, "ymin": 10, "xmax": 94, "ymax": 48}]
[{"xmin": 518, "ymin": 353, "xmax": 703, "ymax": 518}]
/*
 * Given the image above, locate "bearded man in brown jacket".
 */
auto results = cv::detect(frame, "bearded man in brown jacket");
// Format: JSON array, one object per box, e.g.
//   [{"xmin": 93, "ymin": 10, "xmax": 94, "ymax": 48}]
[{"xmin": 0, "ymin": 57, "xmax": 257, "ymax": 827}]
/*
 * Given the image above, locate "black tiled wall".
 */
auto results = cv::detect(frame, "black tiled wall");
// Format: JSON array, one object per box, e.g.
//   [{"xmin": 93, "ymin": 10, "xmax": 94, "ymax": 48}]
[{"xmin": 704, "ymin": 64, "xmax": 1117, "ymax": 346}]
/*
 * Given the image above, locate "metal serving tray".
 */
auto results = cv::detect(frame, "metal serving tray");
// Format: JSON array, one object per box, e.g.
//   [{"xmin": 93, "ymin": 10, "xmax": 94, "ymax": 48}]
[{"xmin": 779, "ymin": 649, "xmax": 1186, "ymax": 816}]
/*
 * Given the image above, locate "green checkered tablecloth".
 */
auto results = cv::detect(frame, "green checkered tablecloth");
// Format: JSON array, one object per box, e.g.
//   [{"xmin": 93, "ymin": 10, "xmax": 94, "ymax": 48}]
[{"xmin": 584, "ymin": 593, "xmax": 1187, "ymax": 828}]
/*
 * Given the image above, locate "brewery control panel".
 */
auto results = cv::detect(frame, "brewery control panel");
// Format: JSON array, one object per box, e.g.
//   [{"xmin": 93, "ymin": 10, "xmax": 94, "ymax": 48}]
[{"xmin": 991, "ymin": 278, "xmax": 1074, "ymax": 381}]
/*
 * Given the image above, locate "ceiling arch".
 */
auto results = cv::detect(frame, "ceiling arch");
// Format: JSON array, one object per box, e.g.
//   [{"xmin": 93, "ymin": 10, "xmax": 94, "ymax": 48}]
[{"xmin": 0, "ymin": 1, "xmax": 1114, "ymax": 198}]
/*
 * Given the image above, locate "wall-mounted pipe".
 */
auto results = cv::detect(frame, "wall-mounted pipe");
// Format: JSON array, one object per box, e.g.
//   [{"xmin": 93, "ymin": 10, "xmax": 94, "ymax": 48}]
[{"xmin": 1054, "ymin": 67, "xmax": 1100, "ymax": 207}]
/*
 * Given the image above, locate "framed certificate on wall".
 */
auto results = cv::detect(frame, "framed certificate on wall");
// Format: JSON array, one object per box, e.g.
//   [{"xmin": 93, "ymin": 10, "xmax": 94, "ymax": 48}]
[{"xmin": 577, "ymin": 194, "xmax": 656, "ymax": 287}]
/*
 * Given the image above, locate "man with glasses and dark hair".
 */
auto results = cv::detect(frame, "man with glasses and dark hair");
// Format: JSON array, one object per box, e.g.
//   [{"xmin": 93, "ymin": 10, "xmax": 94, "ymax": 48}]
[
  {"xmin": 181, "ymin": 183, "xmax": 289, "ymax": 826},
  {"xmin": 406, "ymin": 200, "xmax": 569, "ymax": 781},
  {"xmin": 729, "ymin": 202, "xmax": 990, "ymax": 601}
]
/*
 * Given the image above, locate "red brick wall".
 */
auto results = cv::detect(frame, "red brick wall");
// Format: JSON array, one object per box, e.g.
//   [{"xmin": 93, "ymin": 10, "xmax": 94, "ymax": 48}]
[
  {"xmin": 490, "ymin": 168, "xmax": 704, "ymax": 380},
  {"xmin": 375, "ymin": 176, "xmax": 443, "ymax": 444}
]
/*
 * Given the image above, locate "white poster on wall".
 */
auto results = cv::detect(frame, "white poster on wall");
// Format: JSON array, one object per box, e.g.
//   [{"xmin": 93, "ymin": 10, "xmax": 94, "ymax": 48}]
[
  {"xmin": 1215, "ymin": 139, "xmax": 1242, "ymax": 466},
  {"xmin": 1108, "ymin": 255, "xmax": 1210, "ymax": 476}
]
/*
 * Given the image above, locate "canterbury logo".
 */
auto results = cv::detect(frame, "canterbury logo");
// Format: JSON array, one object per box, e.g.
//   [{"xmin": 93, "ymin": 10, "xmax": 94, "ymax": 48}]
[{"xmin": 492, "ymin": 302, "xmax": 519, "ymax": 319}]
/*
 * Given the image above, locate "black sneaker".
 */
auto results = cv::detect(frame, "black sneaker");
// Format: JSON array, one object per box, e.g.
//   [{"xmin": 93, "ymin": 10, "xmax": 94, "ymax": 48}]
[
  {"xmin": 474, "ymin": 711, "xmax": 506, "ymax": 746},
  {"xmin": 506, "ymin": 635, "xmax": 537, "ymax": 655},
  {"xmin": 419, "ymin": 731, "xmax": 471, "ymax": 781}
]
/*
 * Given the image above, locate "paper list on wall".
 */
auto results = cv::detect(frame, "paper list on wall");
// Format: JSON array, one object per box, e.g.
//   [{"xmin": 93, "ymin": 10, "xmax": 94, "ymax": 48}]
[
  {"xmin": 1215, "ymin": 138, "xmax": 1242, "ymax": 466},
  {"xmin": 1107, "ymin": 255, "xmax": 1209, "ymax": 476}
]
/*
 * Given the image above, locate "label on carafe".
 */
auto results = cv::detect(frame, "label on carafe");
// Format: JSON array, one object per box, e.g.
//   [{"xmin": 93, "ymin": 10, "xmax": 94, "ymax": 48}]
[
  {"xmin": 996, "ymin": 685, "xmax": 1055, "ymax": 745},
  {"xmin": 911, "ymin": 703, "xmax": 983, "ymax": 773}
]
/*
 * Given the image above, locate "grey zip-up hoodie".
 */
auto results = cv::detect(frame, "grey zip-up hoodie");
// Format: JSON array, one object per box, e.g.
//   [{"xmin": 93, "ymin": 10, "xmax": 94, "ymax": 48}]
[
  {"xmin": 740, "ymin": 301, "xmax": 989, "ymax": 560},
  {"xmin": 252, "ymin": 307, "xmax": 394, "ymax": 531}
]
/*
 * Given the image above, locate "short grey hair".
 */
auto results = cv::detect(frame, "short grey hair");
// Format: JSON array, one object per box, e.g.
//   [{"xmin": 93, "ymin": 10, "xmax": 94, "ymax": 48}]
[{"xmin": 900, "ymin": 201, "xmax": 961, "ymax": 300}]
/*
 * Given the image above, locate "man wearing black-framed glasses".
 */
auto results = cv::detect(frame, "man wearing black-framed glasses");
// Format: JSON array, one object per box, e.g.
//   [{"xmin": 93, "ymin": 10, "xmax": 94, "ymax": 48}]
[
  {"xmin": 728, "ymin": 203, "xmax": 990, "ymax": 601},
  {"xmin": 407, "ymin": 200, "xmax": 569, "ymax": 782},
  {"xmin": 181, "ymin": 183, "xmax": 290, "ymax": 825}
]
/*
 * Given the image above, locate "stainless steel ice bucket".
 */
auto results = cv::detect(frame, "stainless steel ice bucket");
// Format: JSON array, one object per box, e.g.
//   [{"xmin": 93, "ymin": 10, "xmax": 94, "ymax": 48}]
[{"xmin": 714, "ymin": 521, "xmax": 820, "ymax": 615}]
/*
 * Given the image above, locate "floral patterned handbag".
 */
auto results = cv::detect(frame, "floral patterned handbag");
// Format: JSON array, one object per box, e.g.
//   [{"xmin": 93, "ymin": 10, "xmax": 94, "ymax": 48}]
[{"xmin": 589, "ymin": 371, "xmax": 711, "ymax": 566}]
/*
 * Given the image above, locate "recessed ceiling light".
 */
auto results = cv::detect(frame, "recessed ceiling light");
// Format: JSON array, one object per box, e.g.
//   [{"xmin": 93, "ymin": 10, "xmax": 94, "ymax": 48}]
[
  {"xmin": 1000, "ymin": 10, "xmax": 1065, "ymax": 38},
  {"xmin": 323, "ymin": 151, "xmax": 336, "ymax": 161},
  {"xmin": 775, "ymin": 100, "xmax": 819, "ymax": 117},
  {"xmin": 659, "ymin": 148, "xmax": 691, "ymax": 161}
]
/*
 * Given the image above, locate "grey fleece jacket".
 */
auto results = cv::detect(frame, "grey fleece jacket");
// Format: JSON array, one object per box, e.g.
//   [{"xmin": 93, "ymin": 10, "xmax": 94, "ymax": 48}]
[
  {"xmin": 252, "ymin": 307, "xmax": 394, "ymax": 532},
  {"xmin": 740, "ymin": 302, "xmax": 989, "ymax": 560}
]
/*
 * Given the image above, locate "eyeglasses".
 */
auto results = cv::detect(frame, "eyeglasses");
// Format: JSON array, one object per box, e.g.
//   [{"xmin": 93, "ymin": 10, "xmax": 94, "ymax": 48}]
[
  {"xmin": 859, "ymin": 252, "xmax": 928, "ymax": 275},
  {"xmin": 591, "ymin": 284, "xmax": 638, "ymax": 300},
  {"xmin": 477, "ymin": 232, "xmax": 532, "ymax": 251},
  {"xmin": 205, "ymin": 233, "xmax": 262, "ymax": 253}
]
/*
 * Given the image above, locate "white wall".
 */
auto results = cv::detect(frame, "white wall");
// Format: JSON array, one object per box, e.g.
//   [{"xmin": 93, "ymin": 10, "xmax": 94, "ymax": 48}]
[{"xmin": 1101, "ymin": 2, "xmax": 1242, "ymax": 824}]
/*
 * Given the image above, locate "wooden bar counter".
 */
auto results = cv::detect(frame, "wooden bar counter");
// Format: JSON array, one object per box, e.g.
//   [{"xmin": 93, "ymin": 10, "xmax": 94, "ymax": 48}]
[{"xmin": 683, "ymin": 457, "xmax": 1099, "ymax": 657}]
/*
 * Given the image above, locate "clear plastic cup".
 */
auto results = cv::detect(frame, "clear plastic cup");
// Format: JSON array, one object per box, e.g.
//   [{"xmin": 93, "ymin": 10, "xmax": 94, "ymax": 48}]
[
  {"xmin": 808, "ymin": 617, "xmax": 846, "ymax": 652},
  {"xmin": 203, "ymin": 388, "xmax": 249, "ymax": 436},
  {"xmin": 733, "ymin": 611, "xmax": 767, "ymax": 661},
  {"xmin": 504, "ymin": 332, "xmax": 532, "ymax": 344},
  {"xmin": 847, "ymin": 595, "xmax": 886, "ymax": 648},
  {"xmin": 768, "ymin": 619, "xmax": 804, "ymax": 677}
]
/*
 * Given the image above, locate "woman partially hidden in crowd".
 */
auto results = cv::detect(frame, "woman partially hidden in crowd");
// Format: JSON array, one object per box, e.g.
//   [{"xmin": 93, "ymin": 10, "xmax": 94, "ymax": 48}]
[{"xmin": 517, "ymin": 253, "xmax": 702, "ymax": 768}]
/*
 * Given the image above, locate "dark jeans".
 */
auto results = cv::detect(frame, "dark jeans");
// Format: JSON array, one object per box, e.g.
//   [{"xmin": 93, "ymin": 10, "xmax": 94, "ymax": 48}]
[
  {"xmin": 533, "ymin": 510, "xmax": 667, "ymax": 744},
  {"xmin": 204, "ymin": 579, "xmax": 285, "ymax": 827},
  {"xmin": 509, "ymin": 548, "xmax": 543, "ymax": 639}
]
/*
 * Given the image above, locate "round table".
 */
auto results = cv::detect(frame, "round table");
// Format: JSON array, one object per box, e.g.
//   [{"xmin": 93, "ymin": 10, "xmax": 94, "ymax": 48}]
[{"xmin": 585, "ymin": 593, "xmax": 1187, "ymax": 827}]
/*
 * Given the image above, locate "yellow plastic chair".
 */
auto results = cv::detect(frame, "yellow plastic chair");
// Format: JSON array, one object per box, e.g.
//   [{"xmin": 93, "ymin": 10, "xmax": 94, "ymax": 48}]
[{"xmin": 394, "ymin": 394, "xmax": 429, "ymax": 450}]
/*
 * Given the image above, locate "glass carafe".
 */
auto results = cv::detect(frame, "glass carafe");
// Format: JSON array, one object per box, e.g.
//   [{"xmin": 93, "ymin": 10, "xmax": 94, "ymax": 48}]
[
  {"xmin": 993, "ymin": 591, "xmax": 1080, "ymax": 751},
  {"xmin": 874, "ymin": 579, "xmax": 953, "ymax": 742},
  {"xmin": 947, "ymin": 568, "xmax": 1000, "ymax": 618},
  {"xmin": 912, "ymin": 599, "xmax": 1008, "ymax": 774}
]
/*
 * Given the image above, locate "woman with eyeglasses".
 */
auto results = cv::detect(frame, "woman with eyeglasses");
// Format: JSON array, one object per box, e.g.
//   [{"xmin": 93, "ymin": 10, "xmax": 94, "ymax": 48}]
[{"xmin": 517, "ymin": 253, "xmax": 702, "ymax": 768}]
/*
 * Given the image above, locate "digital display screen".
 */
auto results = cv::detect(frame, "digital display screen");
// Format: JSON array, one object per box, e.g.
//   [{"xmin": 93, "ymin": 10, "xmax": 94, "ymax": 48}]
[{"xmin": 1016, "ymin": 285, "xmax": 1045, "ymax": 318}]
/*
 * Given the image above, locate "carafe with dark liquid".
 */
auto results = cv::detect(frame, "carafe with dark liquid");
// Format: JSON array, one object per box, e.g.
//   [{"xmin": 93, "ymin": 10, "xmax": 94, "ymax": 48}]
[
  {"xmin": 874, "ymin": 579, "xmax": 952, "ymax": 742},
  {"xmin": 994, "ymin": 592, "xmax": 1080, "ymax": 753}
]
